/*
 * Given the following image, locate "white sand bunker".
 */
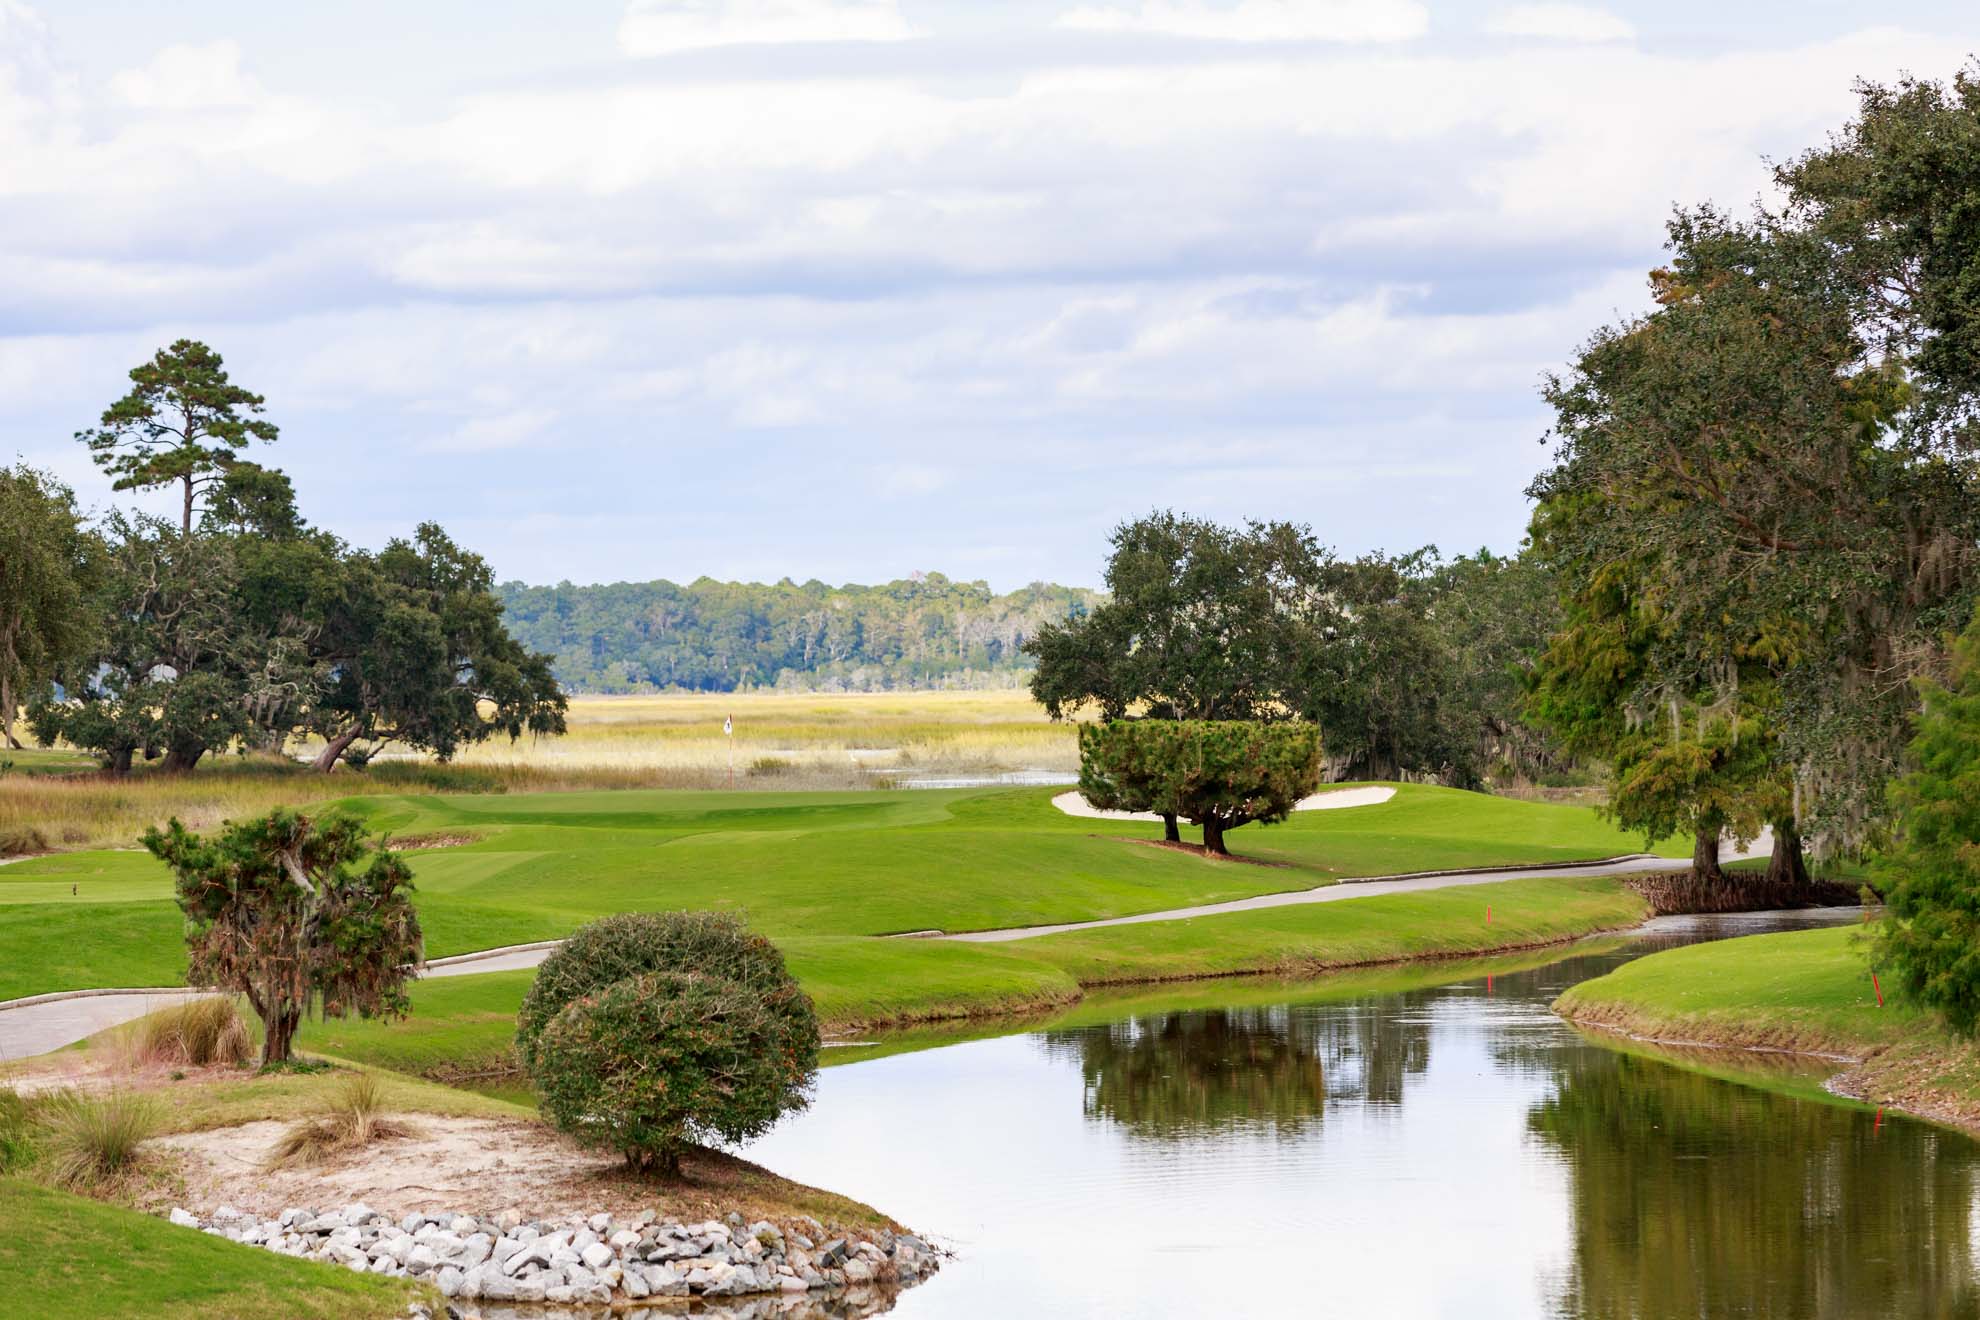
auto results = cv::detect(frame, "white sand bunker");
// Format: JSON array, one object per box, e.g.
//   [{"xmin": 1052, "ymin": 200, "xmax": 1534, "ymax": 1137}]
[{"xmin": 1051, "ymin": 784, "xmax": 1396, "ymax": 822}]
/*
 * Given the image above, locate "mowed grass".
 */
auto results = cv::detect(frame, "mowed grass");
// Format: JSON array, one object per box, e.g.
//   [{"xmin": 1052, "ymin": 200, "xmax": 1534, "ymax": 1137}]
[
  {"xmin": 299, "ymin": 873, "xmax": 1652, "ymax": 1076},
  {"xmin": 0, "ymin": 1176, "xmax": 429, "ymax": 1320},
  {"xmin": 1553, "ymin": 923, "xmax": 1980, "ymax": 1129},
  {"xmin": 1555, "ymin": 923, "xmax": 1910, "ymax": 1054},
  {"xmin": 1, "ymin": 783, "xmax": 1678, "ymax": 1002}
]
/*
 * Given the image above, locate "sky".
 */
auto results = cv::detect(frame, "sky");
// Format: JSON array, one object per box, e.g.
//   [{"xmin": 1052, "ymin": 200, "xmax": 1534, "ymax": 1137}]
[{"xmin": 1, "ymin": 2, "xmax": 1973, "ymax": 591}]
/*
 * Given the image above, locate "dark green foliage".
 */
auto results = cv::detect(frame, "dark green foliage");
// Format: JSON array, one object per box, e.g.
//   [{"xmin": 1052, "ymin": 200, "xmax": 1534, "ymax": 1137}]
[
  {"xmin": 497, "ymin": 573, "xmax": 1103, "ymax": 693},
  {"xmin": 76, "ymin": 340, "xmax": 278, "ymax": 537},
  {"xmin": 38, "ymin": 343, "xmax": 565, "ymax": 775},
  {"xmin": 1078, "ymin": 719, "xmax": 1320, "ymax": 854},
  {"xmin": 308, "ymin": 524, "xmax": 567, "ymax": 771},
  {"xmin": 1874, "ymin": 609, "xmax": 1980, "ymax": 1035},
  {"xmin": 1302, "ymin": 549, "xmax": 1564, "ymax": 787},
  {"xmin": 0, "ymin": 465, "xmax": 102, "ymax": 751},
  {"xmin": 1029, "ymin": 511, "xmax": 1327, "ymax": 722},
  {"xmin": 515, "ymin": 910, "xmax": 818, "ymax": 1075},
  {"xmin": 534, "ymin": 971, "xmax": 811, "ymax": 1174},
  {"xmin": 142, "ymin": 809, "xmax": 424, "ymax": 1067}
]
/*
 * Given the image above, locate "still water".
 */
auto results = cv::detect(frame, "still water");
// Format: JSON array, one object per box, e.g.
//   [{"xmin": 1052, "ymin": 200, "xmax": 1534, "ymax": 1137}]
[{"xmin": 742, "ymin": 910, "xmax": 1980, "ymax": 1320}]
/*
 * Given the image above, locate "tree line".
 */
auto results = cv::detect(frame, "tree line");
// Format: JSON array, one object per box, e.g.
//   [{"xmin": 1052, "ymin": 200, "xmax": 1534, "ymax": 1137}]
[
  {"xmin": 1, "ymin": 340, "xmax": 565, "ymax": 774},
  {"xmin": 493, "ymin": 574, "xmax": 1106, "ymax": 693}
]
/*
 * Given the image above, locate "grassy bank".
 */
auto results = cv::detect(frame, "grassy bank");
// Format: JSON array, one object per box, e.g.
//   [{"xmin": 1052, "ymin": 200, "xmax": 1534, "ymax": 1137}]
[
  {"xmin": 0, "ymin": 1176, "xmax": 430, "ymax": 1320},
  {"xmin": 1, "ymin": 781, "xmax": 1678, "ymax": 1002},
  {"xmin": 1555, "ymin": 924, "xmax": 1980, "ymax": 1131}
]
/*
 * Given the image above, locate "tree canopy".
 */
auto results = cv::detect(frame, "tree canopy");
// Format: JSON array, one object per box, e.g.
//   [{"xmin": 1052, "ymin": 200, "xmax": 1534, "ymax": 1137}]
[
  {"xmin": 0, "ymin": 466, "xmax": 101, "ymax": 750},
  {"xmin": 144, "ymin": 809, "xmax": 423, "ymax": 1067},
  {"xmin": 77, "ymin": 340, "xmax": 279, "ymax": 537}
]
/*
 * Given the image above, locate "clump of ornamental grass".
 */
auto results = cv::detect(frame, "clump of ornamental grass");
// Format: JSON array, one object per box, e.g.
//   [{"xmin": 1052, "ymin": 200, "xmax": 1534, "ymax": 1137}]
[
  {"xmin": 34, "ymin": 1088, "xmax": 161, "ymax": 1191},
  {"xmin": 0, "ymin": 1087, "xmax": 37, "ymax": 1173},
  {"xmin": 125, "ymin": 997, "xmax": 253, "ymax": 1069},
  {"xmin": 264, "ymin": 1071, "xmax": 415, "ymax": 1169}
]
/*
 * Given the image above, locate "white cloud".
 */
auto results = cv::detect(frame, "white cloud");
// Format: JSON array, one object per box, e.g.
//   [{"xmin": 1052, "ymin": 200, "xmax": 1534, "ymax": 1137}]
[
  {"xmin": 618, "ymin": 0, "xmax": 915, "ymax": 56},
  {"xmin": 1056, "ymin": 0, "xmax": 1428, "ymax": 43},
  {"xmin": 108, "ymin": 40, "xmax": 260, "ymax": 109},
  {"xmin": 421, "ymin": 408, "xmax": 558, "ymax": 454},
  {"xmin": 1484, "ymin": 4, "xmax": 1635, "ymax": 43}
]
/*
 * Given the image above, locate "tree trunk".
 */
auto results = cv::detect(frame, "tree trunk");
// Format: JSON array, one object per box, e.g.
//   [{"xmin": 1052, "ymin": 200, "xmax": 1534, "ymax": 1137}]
[
  {"xmin": 0, "ymin": 673, "xmax": 19, "ymax": 750},
  {"xmin": 107, "ymin": 745, "xmax": 134, "ymax": 776},
  {"xmin": 161, "ymin": 741, "xmax": 205, "ymax": 774},
  {"xmin": 1161, "ymin": 812, "xmax": 1180, "ymax": 843},
  {"xmin": 1691, "ymin": 824, "xmax": 1725, "ymax": 886},
  {"xmin": 313, "ymin": 722, "xmax": 366, "ymax": 773},
  {"xmin": 1764, "ymin": 818, "xmax": 1811, "ymax": 893},
  {"xmin": 1202, "ymin": 816, "xmax": 1227, "ymax": 856},
  {"xmin": 260, "ymin": 1002, "xmax": 300, "ymax": 1069},
  {"xmin": 182, "ymin": 474, "xmax": 195, "ymax": 538}
]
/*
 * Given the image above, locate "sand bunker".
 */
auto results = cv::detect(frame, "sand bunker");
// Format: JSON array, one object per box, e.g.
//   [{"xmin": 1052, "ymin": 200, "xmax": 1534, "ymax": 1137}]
[{"xmin": 1051, "ymin": 784, "xmax": 1396, "ymax": 822}]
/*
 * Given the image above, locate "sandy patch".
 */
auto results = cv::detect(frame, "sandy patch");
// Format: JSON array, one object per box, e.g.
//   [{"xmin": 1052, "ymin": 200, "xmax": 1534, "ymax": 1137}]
[
  {"xmin": 154, "ymin": 1115, "xmax": 632, "ymax": 1220},
  {"xmin": 1052, "ymin": 784, "xmax": 1396, "ymax": 821}
]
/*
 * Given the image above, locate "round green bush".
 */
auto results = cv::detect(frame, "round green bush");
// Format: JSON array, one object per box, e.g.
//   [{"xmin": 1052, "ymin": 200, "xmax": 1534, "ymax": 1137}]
[
  {"xmin": 517, "ymin": 911, "xmax": 818, "ymax": 1075},
  {"xmin": 533, "ymin": 971, "xmax": 810, "ymax": 1173}
]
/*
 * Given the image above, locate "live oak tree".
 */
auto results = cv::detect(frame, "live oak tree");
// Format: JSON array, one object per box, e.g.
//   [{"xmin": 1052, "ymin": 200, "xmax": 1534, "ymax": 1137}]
[
  {"xmin": 1527, "ymin": 191, "xmax": 1978, "ymax": 885},
  {"xmin": 78, "ymin": 340, "xmax": 278, "ymax": 537},
  {"xmin": 30, "ymin": 515, "xmax": 274, "ymax": 773},
  {"xmin": 1077, "ymin": 719, "xmax": 1321, "ymax": 855},
  {"xmin": 143, "ymin": 809, "xmax": 423, "ymax": 1068},
  {"xmin": 0, "ymin": 466, "xmax": 101, "ymax": 749},
  {"xmin": 1029, "ymin": 511, "xmax": 1329, "ymax": 840},
  {"xmin": 305, "ymin": 523, "xmax": 567, "ymax": 771}
]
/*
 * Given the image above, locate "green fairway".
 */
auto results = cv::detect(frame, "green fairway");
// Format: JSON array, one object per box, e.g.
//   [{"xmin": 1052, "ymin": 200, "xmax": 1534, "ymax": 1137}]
[
  {"xmin": 0, "ymin": 1177, "xmax": 429, "ymax": 1319},
  {"xmin": 298, "ymin": 873, "xmax": 1651, "ymax": 1077},
  {"xmin": 2, "ymin": 782, "xmax": 1675, "ymax": 1002}
]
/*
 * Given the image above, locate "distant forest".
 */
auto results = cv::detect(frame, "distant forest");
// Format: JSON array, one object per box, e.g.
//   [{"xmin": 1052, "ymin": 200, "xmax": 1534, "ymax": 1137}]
[{"xmin": 495, "ymin": 574, "xmax": 1108, "ymax": 693}]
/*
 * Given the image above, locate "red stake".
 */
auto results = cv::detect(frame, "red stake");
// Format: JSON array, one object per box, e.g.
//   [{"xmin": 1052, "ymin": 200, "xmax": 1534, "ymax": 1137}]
[
  {"xmin": 1486, "ymin": 973, "xmax": 1494, "ymax": 997},
  {"xmin": 1875, "ymin": 1108, "xmax": 1884, "ymax": 1132},
  {"xmin": 1872, "ymin": 971, "xmax": 1885, "ymax": 1008},
  {"xmin": 1485, "ymin": 903, "xmax": 1492, "ymax": 927}
]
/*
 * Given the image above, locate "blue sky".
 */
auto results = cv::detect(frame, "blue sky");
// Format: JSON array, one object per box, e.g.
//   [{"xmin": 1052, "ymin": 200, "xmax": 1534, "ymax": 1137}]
[{"xmin": 2, "ymin": 2, "xmax": 1973, "ymax": 589}]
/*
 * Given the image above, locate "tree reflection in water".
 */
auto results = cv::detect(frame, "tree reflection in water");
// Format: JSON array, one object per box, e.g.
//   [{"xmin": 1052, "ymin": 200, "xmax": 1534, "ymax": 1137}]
[
  {"xmin": 1529, "ymin": 1049, "xmax": 1980, "ymax": 1320},
  {"xmin": 1038, "ymin": 999, "xmax": 1434, "ymax": 1140}
]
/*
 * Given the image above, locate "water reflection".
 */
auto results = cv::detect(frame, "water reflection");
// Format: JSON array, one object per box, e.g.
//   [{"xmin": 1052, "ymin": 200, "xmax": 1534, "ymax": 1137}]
[
  {"xmin": 1532, "ymin": 1048, "xmax": 1980, "ymax": 1319},
  {"xmin": 743, "ymin": 910, "xmax": 1979, "ymax": 1319},
  {"xmin": 1040, "ymin": 1009, "xmax": 1330, "ymax": 1139}
]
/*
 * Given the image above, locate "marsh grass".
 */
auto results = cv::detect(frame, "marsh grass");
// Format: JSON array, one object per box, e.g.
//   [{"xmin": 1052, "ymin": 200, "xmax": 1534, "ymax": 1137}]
[
  {"xmin": 33, "ymin": 1087, "xmax": 162, "ymax": 1191},
  {"xmin": 122, "ymin": 998, "xmax": 253, "ymax": 1070},
  {"xmin": 5, "ymin": 690, "xmax": 1075, "ymax": 852},
  {"xmin": 264, "ymin": 1071, "xmax": 416, "ymax": 1169}
]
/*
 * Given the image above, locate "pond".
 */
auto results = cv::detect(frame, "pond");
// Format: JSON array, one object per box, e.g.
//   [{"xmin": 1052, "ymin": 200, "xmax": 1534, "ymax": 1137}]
[{"xmin": 731, "ymin": 909, "xmax": 1980, "ymax": 1319}]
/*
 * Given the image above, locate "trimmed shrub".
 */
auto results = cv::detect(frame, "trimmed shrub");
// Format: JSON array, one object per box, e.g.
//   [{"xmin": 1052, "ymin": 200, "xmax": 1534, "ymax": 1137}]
[
  {"xmin": 1078, "ymin": 719, "xmax": 1321, "ymax": 854},
  {"xmin": 516, "ymin": 910, "xmax": 817, "ymax": 1076},
  {"xmin": 533, "ymin": 971, "xmax": 808, "ymax": 1174}
]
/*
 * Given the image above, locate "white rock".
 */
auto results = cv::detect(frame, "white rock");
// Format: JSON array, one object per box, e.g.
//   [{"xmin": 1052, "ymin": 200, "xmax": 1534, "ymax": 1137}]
[
  {"xmin": 168, "ymin": 1209, "xmax": 200, "ymax": 1229},
  {"xmin": 580, "ymin": 1241, "xmax": 615, "ymax": 1270},
  {"xmin": 436, "ymin": 1266, "xmax": 464, "ymax": 1298}
]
